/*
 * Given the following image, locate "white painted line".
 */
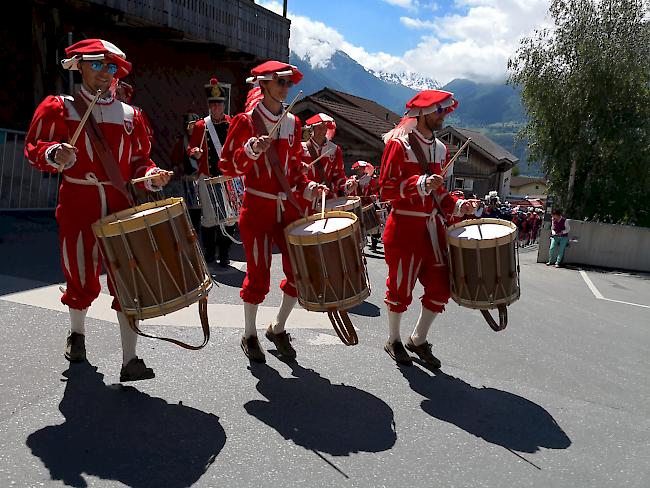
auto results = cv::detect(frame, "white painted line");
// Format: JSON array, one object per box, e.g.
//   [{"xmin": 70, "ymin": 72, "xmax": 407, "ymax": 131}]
[
  {"xmin": 0, "ymin": 275, "xmax": 335, "ymax": 329},
  {"xmin": 579, "ymin": 270, "xmax": 650, "ymax": 309},
  {"xmin": 307, "ymin": 332, "xmax": 345, "ymax": 345},
  {"xmin": 579, "ymin": 270, "xmax": 604, "ymax": 299}
]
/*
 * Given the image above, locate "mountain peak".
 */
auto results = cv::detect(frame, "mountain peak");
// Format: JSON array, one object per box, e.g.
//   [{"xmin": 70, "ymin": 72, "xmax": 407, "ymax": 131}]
[{"xmin": 367, "ymin": 69, "xmax": 439, "ymax": 91}]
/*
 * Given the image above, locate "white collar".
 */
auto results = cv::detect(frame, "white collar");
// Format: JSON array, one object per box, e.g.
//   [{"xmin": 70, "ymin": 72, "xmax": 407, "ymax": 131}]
[
  {"xmin": 257, "ymin": 101, "xmax": 281, "ymax": 122},
  {"xmin": 80, "ymin": 85, "xmax": 115, "ymax": 105}
]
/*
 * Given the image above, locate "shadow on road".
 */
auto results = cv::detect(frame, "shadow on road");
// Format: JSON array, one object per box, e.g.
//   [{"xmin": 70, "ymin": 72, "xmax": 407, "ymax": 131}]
[
  {"xmin": 27, "ymin": 363, "xmax": 225, "ymax": 488},
  {"xmin": 348, "ymin": 300, "xmax": 381, "ymax": 317},
  {"xmin": 400, "ymin": 366, "xmax": 571, "ymax": 454},
  {"xmin": 244, "ymin": 361, "xmax": 396, "ymax": 457}
]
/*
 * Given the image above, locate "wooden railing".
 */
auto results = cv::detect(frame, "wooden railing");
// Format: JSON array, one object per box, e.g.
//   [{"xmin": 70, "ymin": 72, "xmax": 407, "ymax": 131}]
[{"xmin": 87, "ymin": 0, "xmax": 290, "ymax": 60}]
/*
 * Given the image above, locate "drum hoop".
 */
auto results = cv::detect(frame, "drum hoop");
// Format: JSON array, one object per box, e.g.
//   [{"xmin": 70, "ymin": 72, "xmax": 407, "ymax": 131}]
[
  {"xmin": 285, "ymin": 211, "xmax": 358, "ymax": 246},
  {"xmin": 119, "ymin": 276, "xmax": 213, "ymax": 320},
  {"xmin": 298, "ymin": 287, "xmax": 371, "ymax": 312},
  {"xmin": 451, "ymin": 289, "xmax": 520, "ymax": 310},
  {"xmin": 446, "ymin": 218, "xmax": 517, "ymax": 249},
  {"xmin": 324, "ymin": 196, "xmax": 361, "ymax": 212},
  {"xmin": 92, "ymin": 197, "xmax": 186, "ymax": 237},
  {"xmin": 205, "ymin": 175, "xmax": 233, "ymax": 185}
]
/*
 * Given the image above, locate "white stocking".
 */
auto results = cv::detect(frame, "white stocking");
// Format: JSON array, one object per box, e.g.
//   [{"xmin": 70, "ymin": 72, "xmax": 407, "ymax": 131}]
[
  {"xmin": 69, "ymin": 307, "xmax": 88, "ymax": 335},
  {"xmin": 410, "ymin": 307, "xmax": 438, "ymax": 345},
  {"xmin": 272, "ymin": 293, "xmax": 298, "ymax": 334},
  {"xmin": 117, "ymin": 312, "xmax": 138, "ymax": 366}
]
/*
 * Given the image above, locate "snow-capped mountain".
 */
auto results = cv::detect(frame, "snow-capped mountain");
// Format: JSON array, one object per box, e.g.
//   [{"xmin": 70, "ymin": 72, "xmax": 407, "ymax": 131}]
[{"xmin": 368, "ymin": 69, "xmax": 440, "ymax": 91}]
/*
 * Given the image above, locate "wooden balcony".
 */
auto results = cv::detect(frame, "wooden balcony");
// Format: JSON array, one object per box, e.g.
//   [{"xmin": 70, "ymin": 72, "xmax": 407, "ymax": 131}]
[{"xmin": 86, "ymin": 0, "xmax": 290, "ymax": 60}]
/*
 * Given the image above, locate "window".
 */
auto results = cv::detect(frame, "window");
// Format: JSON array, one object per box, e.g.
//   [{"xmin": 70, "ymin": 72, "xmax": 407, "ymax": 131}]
[{"xmin": 455, "ymin": 178, "xmax": 474, "ymax": 190}]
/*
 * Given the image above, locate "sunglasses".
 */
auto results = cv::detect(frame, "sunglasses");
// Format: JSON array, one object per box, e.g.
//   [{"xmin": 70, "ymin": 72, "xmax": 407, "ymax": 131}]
[
  {"xmin": 89, "ymin": 60, "xmax": 119, "ymax": 75},
  {"xmin": 275, "ymin": 78, "xmax": 294, "ymax": 88}
]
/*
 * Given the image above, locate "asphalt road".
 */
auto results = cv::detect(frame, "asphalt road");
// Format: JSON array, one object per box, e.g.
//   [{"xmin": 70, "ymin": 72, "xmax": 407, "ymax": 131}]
[{"xmin": 0, "ymin": 214, "xmax": 648, "ymax": 488}]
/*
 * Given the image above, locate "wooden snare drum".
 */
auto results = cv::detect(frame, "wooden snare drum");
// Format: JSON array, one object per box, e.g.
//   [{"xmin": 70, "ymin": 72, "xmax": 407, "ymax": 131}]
[
  {"xmin": 92, "ymin": 197, "xmax": 212, "ymax": 348},
  {"xmin": 204, "ymin": 175, "xmax": 244, "ymax": 226},
  {"xmin": 361, "ymin": 203, "xmax": 381, "ymax": 236},
  {"xmin": 446, "ymin": 218, "xmax": 520, "ymax": 331},
  {"xmin": 285, "ymin": 211, "xmax": 370, "ymax": 345}
]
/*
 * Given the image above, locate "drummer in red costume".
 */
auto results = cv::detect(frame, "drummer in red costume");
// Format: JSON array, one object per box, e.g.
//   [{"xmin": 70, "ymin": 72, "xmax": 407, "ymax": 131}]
[
  {"xmin": 219, "ymin": 61, "xmax": 328, "ymax": 363},
  {"xmin": 301, "ymin": 113, "xmax": 352, "ymax": 196},
  {"xmin": 379, "ymin": 89, "xmax": 479, "ymax": 368},
  {"xmin": 24, "ymin": 39, "xmax": 171, "ymax": 381},
  {"xmin": 348, "ymin": 160, "xmax": 379, "ymax": 203}
]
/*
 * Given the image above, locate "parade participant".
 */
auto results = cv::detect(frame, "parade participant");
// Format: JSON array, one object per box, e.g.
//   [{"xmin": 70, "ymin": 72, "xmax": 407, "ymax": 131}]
[
  {"xmin": 113, "ymin": 79, "xmax": 154, "ymax": 144},
  {"xmin": 547, "ymin": 208, "xmax": 571, "ymax": 267},
  {"xmin": 24, "ymin": 39, "xmax": 171, "ymax": 381},
  {"xmin": 170, "ymin": 112, "xmax": 201, "ymax": 230},
  {"xmin": 219, "ymin": 60, "xmax": 328, "ymax": 363},
  {"xmin": 378, "ymin": 89, "xmax": 479, "ymax": 368},
  {"xmin": 187, "ymin": 77, "xmax": 235, "ymax": 265},
  {"xmin": 301, "ymin": 113, "xmax": 351, "ymax": 196},
  {"xmin": 348, "ymin": 160, "xmax": 381, "ymax": 249}
]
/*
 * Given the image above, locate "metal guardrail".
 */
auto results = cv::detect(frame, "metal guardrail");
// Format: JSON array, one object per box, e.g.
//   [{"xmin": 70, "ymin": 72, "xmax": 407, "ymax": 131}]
[{"xmin": 0, "ymin": 129, "xmax": 60, "ymax": 210}]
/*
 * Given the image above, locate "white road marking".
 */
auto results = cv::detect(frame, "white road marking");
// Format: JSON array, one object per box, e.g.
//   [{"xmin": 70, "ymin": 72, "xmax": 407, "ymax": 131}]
[
  {"xmin": 579, "ymin": 270, "xmax": 650, "ymax": 309},
  {"xmin": 307, "ymin": 333, "xmax": 345, "ymax": 345},
  {"xmin": 0, "ymin": 275, "xmax": 334, "ymax": 329}
]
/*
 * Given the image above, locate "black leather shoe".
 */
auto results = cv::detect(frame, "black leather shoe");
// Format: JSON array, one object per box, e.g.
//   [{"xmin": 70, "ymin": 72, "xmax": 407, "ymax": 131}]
[
  {"xmin": 120, "ymin": 357, "xmax": 155, "ymax": 382},
  {"xmin": 241, "ymin": 335, "xmax": 266, "ymax": 363},
  {"xmin": 64, "ymin": 332, "xmax": 86, "ymax": 362},
  {"xmin": 405, "ymin": 339, "xmax": 441, "ymax": 369},
  {"xmin": 265, "ymin": 325, "xmax": 296, "ymax": 359},
  {"xmin": 384, "ymin": 341, "xmax": 412, "ymax": 365}
]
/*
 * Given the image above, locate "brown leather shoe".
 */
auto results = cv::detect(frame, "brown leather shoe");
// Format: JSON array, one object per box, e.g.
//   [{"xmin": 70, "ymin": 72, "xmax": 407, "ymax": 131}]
[
  {"xmin": 64, "ymin": 332, "xmax": 86, "ymax": 362},
  {"xmin": 384, "ymin": 341, "xmax": 412, "ymax": 365},
  {"xmin": 405, "ymin": 339, "xmax": 441, "ymax": 369},
  {"xmin": 241, "ymin": 335, "xmax": 266, "ymax": 363},
  {"xmin": 120, "ymin": 357, "xmax": 155, "ymax": 382},
  {"xmin": 265, "ymin": 325, "xmax": 296, "ymax": 359}
]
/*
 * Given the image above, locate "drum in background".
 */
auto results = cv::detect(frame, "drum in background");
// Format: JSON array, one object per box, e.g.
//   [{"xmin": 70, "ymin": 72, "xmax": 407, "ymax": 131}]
[
  {"xmin": 285, "ymin": 210, "xmax": 370, "ymax": 345},
  {"xmin": 361, "ymin": 203, "xmax": 381, "ymax": 237},
  {"xmin": 181, "ymin": 175, "xmax": 201, "ymax": 209},
  {"xmin": 446, "ymin": 218, "xmax": 520, "ymax": 332},
  {"xmin": 205, "ymin": 175, "xmax": 244, "ymax": 226},
  {"xmin": 323, "ymin": 196, "xmax": 363, "ymax": 239},
  {"xmin": 92, "ymin": 197, "xmax": 211, "ymax": 349}
]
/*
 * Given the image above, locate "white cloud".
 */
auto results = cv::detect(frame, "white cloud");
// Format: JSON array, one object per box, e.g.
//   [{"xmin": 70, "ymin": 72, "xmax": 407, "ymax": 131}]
[
  {"xmin": 259, "ymin": 0, "xmax": 551, "ymax": 85},
  {"xmin": 400, "ymin": 16, "xmax": 437, "ymax": 29}
]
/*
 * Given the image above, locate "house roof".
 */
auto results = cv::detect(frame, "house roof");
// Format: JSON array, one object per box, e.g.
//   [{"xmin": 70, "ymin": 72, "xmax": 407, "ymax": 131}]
[
  {"xmin": 300, "ymin": 95, "xmax": 396, "ymax": 140},
  {"xmin": 308, "ymin": 87, "xmax": 402, "ymax": 125},
  {"xmin": 438, "ymin": 126, "xmax": 519, "ymax": 165},
  {"xmin": 510, "ymin": 176, "xmax": 547, "ymax": 187}
]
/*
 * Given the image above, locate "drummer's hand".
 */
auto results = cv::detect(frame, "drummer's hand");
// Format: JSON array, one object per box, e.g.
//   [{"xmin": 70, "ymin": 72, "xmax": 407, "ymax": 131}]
[
  {"xmin": 301, "ymin": 162, "xmax": 310, "ymax": 175},
  {"xmin": 190, "ymin": 147, "xmax": 203, "ymax": 159},
  {"xmin": 460, "ymin": 199, "xmax": 481, "ymax": 215},
  {"xmin": 151, "ymin": 169, "xmax": 172, "ymax": 187},
  {"xmin": 314, "ymin": 184, "xmax": 329, "ymax": 199},
  {"xmin": 345, "ymin": 178, "xmax": 358, "ymax": 193},
  {"xmin": 252, "ymin": 136, "xmax": 271, "ymax": 154},
  {"xmin": 54, "ymin": 143, "xmax": 78, "ymax": 168},
  {"xmin": 425, "ymin": 174, "xmax": 444, "ymax": 192}
]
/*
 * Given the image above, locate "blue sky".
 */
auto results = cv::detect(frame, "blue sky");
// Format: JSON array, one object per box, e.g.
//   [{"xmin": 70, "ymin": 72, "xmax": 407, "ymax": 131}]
[{"xmin": 261, "ymin": 0, "xmax": 552, "ymax": 84}]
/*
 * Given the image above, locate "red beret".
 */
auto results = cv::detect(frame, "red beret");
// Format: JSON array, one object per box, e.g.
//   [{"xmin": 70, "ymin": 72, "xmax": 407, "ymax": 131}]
[
  {"xmin": 246, "ymin": 60, "xmax": 303, "ymax": 84},
  {"xmin": 62, "ymin": 39, "xmax": 131, "ymax": 79},
  {"xmin": 405, "ymin": 90, "xmax": 458, "ymax": 117}
]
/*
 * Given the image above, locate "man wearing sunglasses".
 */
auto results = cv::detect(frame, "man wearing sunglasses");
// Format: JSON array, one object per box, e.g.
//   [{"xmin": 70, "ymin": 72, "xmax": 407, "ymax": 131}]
[
  {"xmin": 188, "ymin": 77, "xmax": 236, "ymax": 266},
  {"xmin": 220, "ymin": 60, "xmax": 328, "ymax": 363},
  {"xmin": 25, "ymin": 39, "xmax": 170, "ymax": 382},
  {"xmin": 378, "ymin": 90, "xmax": 480, "ymax": 369}
]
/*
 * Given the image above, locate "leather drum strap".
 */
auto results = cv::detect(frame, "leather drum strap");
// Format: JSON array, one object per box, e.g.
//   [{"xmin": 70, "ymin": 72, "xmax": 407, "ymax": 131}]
[
  {"xmin": 250, "ymin": 109, "xmax": 303, "ymax": 213},
  {"xmin": 70, "ymin": 94, "xmax": 134, "ymax": 206},
  {"xmin": 127, "ymin": 296, "xmax": 211, "ymax": 350},
  {"xmin": 306, "ymin": 140, "xmax": 329, "ymax": 187},
  {"xmin": 408, "ymin": 132, "xmax": 431, "ymax": 176},
  {"xmin": 327, "ymin": 310, "xmax": 359, "ymax": 346},
  {"xmin": 480, "ymin": 305, "xmax": 508, "ymax": 332}
]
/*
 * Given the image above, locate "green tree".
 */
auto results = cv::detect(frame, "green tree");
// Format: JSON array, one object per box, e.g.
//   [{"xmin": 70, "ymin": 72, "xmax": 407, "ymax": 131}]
[{"xmin": 508, "ymin": 0, "xmax": 650, "ymax": 225}]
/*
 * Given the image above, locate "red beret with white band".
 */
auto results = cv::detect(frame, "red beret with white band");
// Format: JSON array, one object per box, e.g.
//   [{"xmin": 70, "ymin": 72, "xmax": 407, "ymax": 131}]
[
  {"xmin": 246, "ymin": 60, "xmax": 303, "ymax": 84},
  {"xmin": 61, "ymin": 39, "xmax": 131, "ymax": 79},
  {"xmin": 404, "ymin": 89, "xmax": 458, "ymax": 117}
]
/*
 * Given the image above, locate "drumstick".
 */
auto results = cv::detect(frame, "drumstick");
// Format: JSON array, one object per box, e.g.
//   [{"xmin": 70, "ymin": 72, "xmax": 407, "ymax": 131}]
[
  {"xmin": 131, "ymin": 170, "xmax": 174, "ymax": 184},
  {"xmin": 320, "ymin": 189, "xmax": 326, "ymax": 220},
  {"xmin": 268, "ymin": 90, "xmax": 303, "ymax": 139},
  {"xmin": 58, "ymin": 89, "xmax": 102, "ymax": 172},
  {"xmin": 306, "ymin": 148, "xmax": 334, "ymax": 169},
  {"xmin": 441, "ymin": 137, "xmax": 471, "ymax": 175}
]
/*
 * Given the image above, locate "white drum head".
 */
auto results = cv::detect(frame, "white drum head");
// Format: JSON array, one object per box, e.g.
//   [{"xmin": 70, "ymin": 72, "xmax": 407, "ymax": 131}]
[
  {"xmin": 289, "ymin": 217, "xmax": 352, "ymax": 236},
  {"xmin": 129, "ymin": 206, "xmax": 168, "ymax": 219},
  {"xmin": 325, "ymin": 197, "xmax": 358, "ymax": 209},
  {"xmin": 449, "ymin": 222, "xmax": 514, "ymax": 240}
]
